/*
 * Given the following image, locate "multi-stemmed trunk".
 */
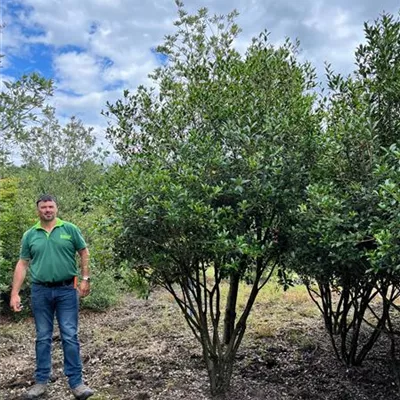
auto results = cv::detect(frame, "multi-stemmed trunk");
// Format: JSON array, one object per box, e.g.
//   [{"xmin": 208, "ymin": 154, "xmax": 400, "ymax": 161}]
[
  {"xmin": 163, "ymin": 255, "xmax": 276, "ymax": 396},
  {"xmin": 307, "ymin": 273, "xmax": 395, "ymax": 366},
  {"xmin": 204, "ymin": 351, "xmax": 236, "ymax": 396}
]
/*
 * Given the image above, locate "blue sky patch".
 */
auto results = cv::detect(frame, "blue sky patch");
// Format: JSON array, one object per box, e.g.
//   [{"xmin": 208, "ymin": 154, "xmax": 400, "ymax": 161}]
[
  {"xmin": 4, "ymin": 43, "xmax": 53, "ymax": 79},
  {"xmin": 3, "ymin": 1, "xmax": 31, "ymax": 19},
  {"xmin": 151, "ymin": 48, "xmax": 168, "ymax": 65},
  {"xmin": 58, "ymin": 45, "xmax": 86, "ymax": 55}
]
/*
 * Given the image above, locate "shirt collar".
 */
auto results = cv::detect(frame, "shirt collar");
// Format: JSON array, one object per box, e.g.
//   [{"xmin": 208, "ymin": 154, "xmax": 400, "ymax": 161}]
[{"xmin": 34, "ymin": 218, "xmax": 64, "ymax": 230}]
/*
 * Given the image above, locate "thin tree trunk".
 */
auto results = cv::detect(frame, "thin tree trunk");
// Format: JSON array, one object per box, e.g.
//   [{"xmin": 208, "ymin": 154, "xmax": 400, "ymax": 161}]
[{"xmin": 223, "ymin": 272, "xmax": 240, "ymax": 345}]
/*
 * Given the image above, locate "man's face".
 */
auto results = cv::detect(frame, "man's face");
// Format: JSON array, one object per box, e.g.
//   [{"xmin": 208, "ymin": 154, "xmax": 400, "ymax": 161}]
[{"xmin": 37, "ymin": 200, "xmax": 58, "ymax": 222}]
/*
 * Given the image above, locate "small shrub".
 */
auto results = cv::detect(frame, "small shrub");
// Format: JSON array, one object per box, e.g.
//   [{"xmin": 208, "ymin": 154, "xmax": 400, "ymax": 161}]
[{"xmin": 81, "ymin": 269, "xmax": 121, "ymax": 312}]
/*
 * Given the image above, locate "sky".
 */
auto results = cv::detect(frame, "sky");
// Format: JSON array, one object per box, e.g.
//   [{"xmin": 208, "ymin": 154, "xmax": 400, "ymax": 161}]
[{"xmin": 1, "ymin": 0, "xmax": 399, "ymax": 156}]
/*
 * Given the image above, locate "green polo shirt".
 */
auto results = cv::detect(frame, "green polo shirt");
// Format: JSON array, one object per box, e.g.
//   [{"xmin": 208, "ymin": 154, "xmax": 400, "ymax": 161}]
[{"xmin": 20, "ymin": 218, "xmax": 87, "ymax": 283}]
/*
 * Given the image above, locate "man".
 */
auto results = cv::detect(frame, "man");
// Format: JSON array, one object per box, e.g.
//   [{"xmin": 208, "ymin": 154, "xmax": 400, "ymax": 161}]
[{"xmin": 10, "ymin": 194, "xmax": 94, "ymax": 400}]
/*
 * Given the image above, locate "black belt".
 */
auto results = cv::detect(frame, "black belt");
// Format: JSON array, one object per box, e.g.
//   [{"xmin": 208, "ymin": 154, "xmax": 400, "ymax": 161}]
[{"xmin": 35, "ymin": 278, "xmax": 74, "ymax": 287}]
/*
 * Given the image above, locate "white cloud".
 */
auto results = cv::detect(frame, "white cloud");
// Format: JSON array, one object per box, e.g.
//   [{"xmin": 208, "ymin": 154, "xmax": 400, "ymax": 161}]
[
  {"xmin": 50, "ymin": 89, "xmax": 119, "ymax": 124},
  {"xmin": 53, "ymin": 52, "xmax": 104, "ymax": 95}
]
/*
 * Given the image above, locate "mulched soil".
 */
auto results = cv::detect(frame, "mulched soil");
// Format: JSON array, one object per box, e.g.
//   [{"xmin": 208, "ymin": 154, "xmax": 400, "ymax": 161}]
[{"xmin": 1, "ymin": 289, "xmax": 400, "ymax": 400}]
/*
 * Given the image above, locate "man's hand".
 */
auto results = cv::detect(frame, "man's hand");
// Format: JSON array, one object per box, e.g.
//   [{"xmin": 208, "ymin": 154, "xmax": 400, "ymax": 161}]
[
  {"xmin": 78, "ymin": 280, "xmax": 90, "ymax": 298},
  {"xmin": 10, "ymin": 294, "xmax": 23, "ymax": 312}
]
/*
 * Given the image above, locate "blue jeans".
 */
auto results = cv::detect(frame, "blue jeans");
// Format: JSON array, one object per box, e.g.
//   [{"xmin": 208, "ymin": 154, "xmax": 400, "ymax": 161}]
[{"xmin": 31, "ymin": 283, "xmax": 82, "ymax": 389}]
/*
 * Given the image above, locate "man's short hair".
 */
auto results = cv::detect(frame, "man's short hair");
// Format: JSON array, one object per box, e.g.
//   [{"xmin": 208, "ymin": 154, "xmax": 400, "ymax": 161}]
[{"xmin": 36, "ymin": 194, "xmax": 58, "ymax": 206}]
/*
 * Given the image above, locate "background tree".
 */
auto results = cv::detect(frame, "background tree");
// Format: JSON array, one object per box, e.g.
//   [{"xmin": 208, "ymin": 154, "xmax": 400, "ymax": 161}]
[
  {"xmin": 103, "ymin": 3, "xmax": 319, "ymax": 395},
  {"xmin": 0, "ymin": 74, "xmax": 53, "ymax": 169},
  {"xmin": 287, "ymin": 12, "xmax": 400, "ymax": 367},
  {"xmin": 18, "ymin": 105, "xmax": 103, "ymax": 214},
  {"xmin": 357, "ymin": 11, "xmax": 400, "ymax": 379},
  {"xmin": 355, "ymin": 13, "xmax": 400, "ymax": 150},
  {"xmin": 20, "ymin": 105, "xmax": 96, "ymax": 171}
]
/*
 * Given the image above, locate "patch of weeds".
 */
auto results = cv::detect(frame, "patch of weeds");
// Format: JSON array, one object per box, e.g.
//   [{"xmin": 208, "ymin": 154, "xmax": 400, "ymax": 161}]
[
  {"xmin": 150, "ymin": 305, "xmax": 187, "ymax": 336},
  {"xmin": 0, "ymin": 322, "xmax": 32, "ymax": 340},
  {"xmin": 249, "ymin": 320, "xmax": 277, "ymax": 339},
  {"xmin": 92, "ymin": 327, "xmax": 121, "ymax": 345},
  {"xmin": 281, "ymin": 285, "xmax": 310, "ymax": 304},
  {"xmin": 285, "ymin": 327, "xmax": 316, "ymax": 351},
  {"xmin": 104, "ymin": 317, "xmax": 157, "ymax": 346},
  {"xmin": 298, "ymin": 305, "xmax": 320, "ymax": 318},
  {"xmin": 90, "ymin": 394, "xmax": 114, "ymax": 400}
]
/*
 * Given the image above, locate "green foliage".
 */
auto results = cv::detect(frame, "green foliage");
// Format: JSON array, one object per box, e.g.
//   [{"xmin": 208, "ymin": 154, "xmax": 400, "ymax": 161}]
[
  {"xmin": 0, "ymin": 241, "xmax": 12, "ymax": 312},
  {"xmin": 368, "ymin": 146, "xmax": 400, "ymax": 274},
  {"xmin": 0, "ymin": 177, "xmax": 34, "ymax": 316},
  {"xmin": 355, "ymin": 12, "xmax": 400, "ymax": 149},
  {"xmin": 0, "ymin": 178, "xmax": 33, "ymax": 278},
  {"xmin": 105, "ymin": 24, "xmax": 318, "ymax": 285},
  {"xmin": 0, "ymin": 73, "xmax": 53, "ymax": 167},
  {"xmin": 20, "ymin": 106, "xmax": 97, "ymax": 171},
  {"xmin": 2, "ymin": 4, "xmax": 400, "ymax": 389},
  {"xmin": 14, "ymin": 104, "xmax": 106, "ymax": 215},
  {"xmin": 73, "ymin": 205, "xmax": 120, "ymax": 273},
  {"xmin": 0, "ymin": 37, "xmax": 121, "ymax": 317},
  {"xmin": 287, "ymin": 12, "xmax": 400, "ymax": 367},
  {"xmin": 80, "ymin": 269, "xmax": 121, "ymax": 312},
  {"xmin": 118, "ymin": 262, "xmax": 150, "ymax": 299},
  {"xmin": 0, "ymin": 82, "xmax": 113, "ymax": 316}
]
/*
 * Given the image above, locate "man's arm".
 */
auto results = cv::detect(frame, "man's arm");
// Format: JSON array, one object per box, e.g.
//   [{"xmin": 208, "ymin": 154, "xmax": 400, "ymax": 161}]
[
  {"xmin": 77, "ymin": 247, "xmax": 91, "ymax": 297},
  {"xmin": 10, "ymin": 259, "xmax": 29, "ymax": 312}
]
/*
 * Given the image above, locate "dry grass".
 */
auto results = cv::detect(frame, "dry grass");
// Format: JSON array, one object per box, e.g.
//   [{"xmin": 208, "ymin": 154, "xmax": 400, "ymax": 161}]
[
  {"xmin": 243, "ymin": 282, "xmax": 320, "ymax": 341},
  {"xmin": 117, "ymin": 280, "xmax": 322, "ymax": 347}
]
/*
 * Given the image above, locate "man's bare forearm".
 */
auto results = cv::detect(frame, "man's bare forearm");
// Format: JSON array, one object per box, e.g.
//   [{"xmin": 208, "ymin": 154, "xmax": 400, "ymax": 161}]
[
  {"xmin": 11, "ymin": 260, "xmax": 29, "ymax": 296},
  {"xmin": 77, "ymin": 248, "xmax": 91, "ymax": 297},
  {"xmin": 78, "ymin": 248, "xmax": 90, "ymax": 277}
]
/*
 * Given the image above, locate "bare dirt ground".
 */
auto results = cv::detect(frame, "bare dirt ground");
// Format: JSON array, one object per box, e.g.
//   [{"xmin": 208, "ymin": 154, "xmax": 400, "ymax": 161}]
[{"xmin": 1, "ymin": 287, "xmax": 399, "ymax": 400}]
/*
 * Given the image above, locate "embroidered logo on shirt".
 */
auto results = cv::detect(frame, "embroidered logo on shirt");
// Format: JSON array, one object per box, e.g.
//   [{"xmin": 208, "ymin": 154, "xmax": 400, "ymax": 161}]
[{"xmin": 60, "ymin": 234, "xmax": 72, "ymax": 240}]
